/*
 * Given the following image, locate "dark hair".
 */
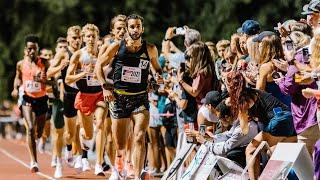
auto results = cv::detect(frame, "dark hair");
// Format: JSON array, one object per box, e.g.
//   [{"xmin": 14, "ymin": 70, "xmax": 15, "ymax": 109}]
[
  {"xmin": 126, "ymin": 14, "xmax": 144, "ymax": 27},
  {"xmin": 56, "ymin": 37, "xmax": 67, "ymax": 44},
  {"xmin": 25, "ymin": 34, "xmax": 39, "ymax": 45},
  {"xmin": 216, "ymin": 100, "xmax": 231, "ymax": 119},
  {"xmin": 226, "ymin": 71, "xmax": 257, "ymax": 118}
]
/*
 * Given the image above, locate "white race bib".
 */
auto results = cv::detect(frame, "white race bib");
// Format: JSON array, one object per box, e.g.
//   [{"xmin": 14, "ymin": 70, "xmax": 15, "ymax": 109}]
[
  {"xmin": 121, "ymin": 66, "xmax": 141, "ymax": 83},
  {"xmin": 25, "ymin": 80, "xmax": 41, "ymax": 93},
  {"xmin": 86, "ymin": 73, "xmax": 101, "ymax": 86}
]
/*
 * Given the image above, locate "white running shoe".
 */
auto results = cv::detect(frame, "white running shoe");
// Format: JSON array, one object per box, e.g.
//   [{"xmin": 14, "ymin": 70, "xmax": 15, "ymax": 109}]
[
  {"xmin": 74, "ymin": 155, "xmax": 82, "ymax": 171},
  {"xmin": 51, "ymin": 156, "xmax": 57, "ymax": 168},
  {"xmin": 109, "ymin": 167, "xmax": 127, "ymax": 180},
  {"xmin": 79, "ymin": 128, "xmax": 93, "ymax": 151},
  {"xmin": 64, "ymin": 148, "xmax": 74, "ymax": 167},
  {"xmin": 54, "ymin": 163, "xmax": 63, "ymax": 178},
  {"xmin": 30, "ymin": 162, "xmax": 39, "ymax": 173},
  {"xmin": 94, "ymin": 163, "xmax": 105, "ymax": 176},
  {"xmin": 37, "ymin": 139, "xmax": 45, "ymax": 154},
  {"xmin": 82, "ymin": 158, "xmax": 91, "ymax": 172}
]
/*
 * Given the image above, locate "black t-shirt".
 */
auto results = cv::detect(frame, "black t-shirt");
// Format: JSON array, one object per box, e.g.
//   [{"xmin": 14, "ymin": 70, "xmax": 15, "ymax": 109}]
[
  {"xmin": 180, "ymin": 76, "xmax": 198, "ymax": 123},
  {"xmin": 162, "ymin": 100, "xmax": 177, "ymax": 127}
]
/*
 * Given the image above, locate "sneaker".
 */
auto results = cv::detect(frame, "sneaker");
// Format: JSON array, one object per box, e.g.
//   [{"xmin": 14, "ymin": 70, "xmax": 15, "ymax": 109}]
[
  {"xmin": 30, "ymin": 162, "xmax": 39, "ymax": 173},
  {"xmin": 37, "ymin": 139, "xmax": 45, "ymax": 154},
  {"xmin": 126, "ymin": 161, "xmax": 134, "ymax": 178},
  {"xmin": 54, "ymin": 163, "xmax": 63, "ymax": 178},
  {"xmin": 94, "ymin": 163, "xmax": 105, "ymax": 176},
  {"xmin": 82, "ymin": 158, "xmax": 91, "ymax": 172},
  {"xmin": 64, "ymin": 148, "xmax": 74, "ymax": 167},
  {"xmin": 74, "ymin": 155, "xmax": 82, "ymax": 171},
  {"xmin": 51, "ymin": 156, "xmax": 57, "ymax": 168},
  {"xmin": 79, "ymin": 128, "xmax": 93, "ymax": 151},
  {"xmin": 109, "ymin": 167, "xmax": 127, "ymax": 180}
]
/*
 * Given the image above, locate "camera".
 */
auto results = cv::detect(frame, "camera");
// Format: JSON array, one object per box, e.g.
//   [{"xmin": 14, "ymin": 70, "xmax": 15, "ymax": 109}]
[
  {"xmin": 171, "ymin": 68, "xmax": 178, "ymax": 76},
  {"xmin": 302, "ymin": 48, "xmax": 309, "ymax": 64},
  {"xmin": 174, "ymin": 27, "xmax": 186, "ymax": 35},
  {"xmin": 272, "ymin": 71, "xmax": 281, "ymax": 79}
]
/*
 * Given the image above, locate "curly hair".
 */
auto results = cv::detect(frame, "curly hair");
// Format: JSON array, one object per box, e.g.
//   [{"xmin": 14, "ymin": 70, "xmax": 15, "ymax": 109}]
[{"xmin": 226, "ymin": 71, "xmax": 257, "ymax": 119}]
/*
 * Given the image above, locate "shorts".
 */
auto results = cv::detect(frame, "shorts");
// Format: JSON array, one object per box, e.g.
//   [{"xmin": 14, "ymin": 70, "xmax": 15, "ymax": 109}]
[
  {"xmin": 74, "ymin": 91, "xmax": 104, "ymax": 116},
  {"xmin": 52, "ymin": 99, "xmax": 64, "ymax": 129},
  {"xmin": 22, "ymin": 95, "xmax": 48, "ymax": 116},
  {"xmin": 63, "ymin": 92, "xmax": 78, "ymax": 118},
  {"xmin": 164, "ymin": 125, "xmax": 177, "ymax": 148},
  {"xmin": 109, "ymin": 92, "xmax": 149, "ymax": 119}
]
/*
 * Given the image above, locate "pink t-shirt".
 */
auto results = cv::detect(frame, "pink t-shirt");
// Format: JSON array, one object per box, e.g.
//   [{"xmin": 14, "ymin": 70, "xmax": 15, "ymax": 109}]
[{"xmin": 192, "ymin": 73, "xmax": 213, "ymax": 108}]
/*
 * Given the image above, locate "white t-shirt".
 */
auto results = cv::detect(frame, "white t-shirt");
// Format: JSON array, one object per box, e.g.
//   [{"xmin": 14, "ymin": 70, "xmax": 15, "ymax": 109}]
[
  {"xmin": 149, "ymin": 103, "xmax": 160, "ymax": 128},
  {"xmin": 197, "ymin": 105, "xmax": 218, "ymax": 123}
]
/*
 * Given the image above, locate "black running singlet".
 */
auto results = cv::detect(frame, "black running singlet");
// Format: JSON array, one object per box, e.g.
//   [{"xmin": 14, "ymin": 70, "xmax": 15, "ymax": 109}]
[
  {"xmin": 112, "ymin": 40, "xmax": 150, "ymax": 93},
  {"xmin": 61, "ymin": 49, "xmax": 79, "ymax": 93}
]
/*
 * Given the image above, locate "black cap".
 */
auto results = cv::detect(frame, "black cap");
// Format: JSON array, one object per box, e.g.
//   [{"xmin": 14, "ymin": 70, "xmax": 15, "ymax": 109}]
[
  {"xmin": 201, "ymin": 91, "xmax": 222, "ymax": 108},
  {"xmin": 252, "ymin": 31, "xmax": 275, "ymax": 42}
]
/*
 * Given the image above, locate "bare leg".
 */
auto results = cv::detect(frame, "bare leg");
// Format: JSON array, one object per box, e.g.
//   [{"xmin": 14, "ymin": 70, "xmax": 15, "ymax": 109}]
[
  {"xmin": 131, "ymin": 110, "xmax": 149, "ymax": 178},
  {"xmin": 22, "ymin": 105, "xmax": 37, "ymax": 163},
  {"xmin": 94, "ymin": 102, "xmax": 107, "ymax": 165}
]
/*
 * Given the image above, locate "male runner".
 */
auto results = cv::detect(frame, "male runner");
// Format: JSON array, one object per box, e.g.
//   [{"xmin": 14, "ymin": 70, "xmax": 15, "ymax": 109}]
[
  {"xmin": 47, "ymin": 26, "xmax": 83, "ymax": 170},
  {"xmin": 12, "ymin": 35, "xmax": 49, "ymax": 173},
  {"xmin": 96, "ymin": 14, "xmax": 163, "ymax": 179},
  {"xmin": 66, "ymin": 24, "xmax": 107, "ymax": 176}
]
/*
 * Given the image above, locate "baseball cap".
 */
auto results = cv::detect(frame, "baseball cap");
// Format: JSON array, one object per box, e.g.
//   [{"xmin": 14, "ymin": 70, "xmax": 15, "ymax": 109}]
[
  {"xmin": 252, "ymin": 31, "xmax": 276, "ymax": 42},
  {"xmin": 301, "ymin": 0, "xmax": 320, "ymax": 15},
  {"xmin": 237, "ymin": 20, "xmax": 261, "ymax": 35},
  {"xmin": 201, "ymin": 91, "xmax": 222, "ymax": 108}
]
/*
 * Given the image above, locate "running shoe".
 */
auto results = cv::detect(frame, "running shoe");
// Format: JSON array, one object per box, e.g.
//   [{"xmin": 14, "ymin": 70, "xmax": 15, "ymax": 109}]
[
  {"xmin": 64, "ymin": 148, "xmax": 74, "ymax": 167},
  {"xmin": 82, "ymin": 158, "xmax": 91, "ymax": 171},
  {"xmin": 126, "ymin": 161, "xmax": 134, "ymax": 178},
  {"xmin": 54, "ymin": 162, "xmax": 63, "ymax": 178},
  {"xmin": 94, "ymin": 163, "xmax": 105, "ymax": 176},
  {"xmin": 51, "ymin": 155, "xmax": 57, "ymax": 168},
  {"xmin": 30, "ymin": 162, "xmax": 39, "ymax": 173},
  {"xmin": 74, "ymin": 155, "xmax": 82, "ymax": 171}
]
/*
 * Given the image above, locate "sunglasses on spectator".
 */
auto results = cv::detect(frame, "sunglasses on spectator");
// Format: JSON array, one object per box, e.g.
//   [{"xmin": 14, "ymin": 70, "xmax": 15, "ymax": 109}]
[{"xmin": 184, "ymin": 53, "xmax": 191, "ymax": 61}]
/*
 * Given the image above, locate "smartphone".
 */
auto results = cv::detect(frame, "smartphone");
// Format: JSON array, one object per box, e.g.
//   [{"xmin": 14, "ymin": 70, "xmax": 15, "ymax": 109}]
[
  {"xmin": 302, "ymin": 48, "xmax": 309, "ymax": 64},
  {"xmin": 180, "ymin": 62, "xmax": 186, "ymax": 72},
  {"xmin": 285, "ymin": 41, "xmax": 294, "ymax": 51},
  {"xmin": 174, "ymin": 27, "xmax": 186, "ymax": 35},
  {"xmin": 172, "ymin": 69, "xmax": 177, "ymax": 76},
  {"xmin": 273, "ymin": 107, "xmax": 282, "ymax": 116},
  {"xmin": 199, "ymin": 125, "xmax": 206, "ymax": 136}
]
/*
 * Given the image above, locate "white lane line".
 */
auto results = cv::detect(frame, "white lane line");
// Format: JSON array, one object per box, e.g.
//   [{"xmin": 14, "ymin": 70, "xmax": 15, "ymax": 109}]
[{"xmin": 0, "ymin": 147, "xmax": 55, "ymax": 180}]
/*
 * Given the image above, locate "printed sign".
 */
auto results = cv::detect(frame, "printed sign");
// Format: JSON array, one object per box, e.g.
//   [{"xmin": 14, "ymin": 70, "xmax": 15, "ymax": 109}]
[
  {"xmin": 86, "ymin": 73, "xmax": 100, "ymax": 86},
  {"xmin": 121, "ymin": 66, "xmax": 141, "ymax": 83},
  {"xmin": 25, "ymin": 80, "xmax": 41, "ymax": 93}
]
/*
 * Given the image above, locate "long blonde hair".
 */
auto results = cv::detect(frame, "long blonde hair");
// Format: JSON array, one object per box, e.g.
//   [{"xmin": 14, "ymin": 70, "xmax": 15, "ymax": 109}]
[
  {"xmin": 259, "ymin": 35, "xmax": 284, "ymax": 64},
  {"xmin": 311, "ymin": 28, "xmax": 320, "ymax": 68},
  {"xmin": 246, "ymin": 36, "xmax": 260, "ymax": 63}
]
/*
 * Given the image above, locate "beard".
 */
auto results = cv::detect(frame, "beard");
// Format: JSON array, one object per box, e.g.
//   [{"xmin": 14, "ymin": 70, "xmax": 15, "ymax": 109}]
[{"xmin": 129, "ymin": 32, "xmax": 141, "ymax": 40}]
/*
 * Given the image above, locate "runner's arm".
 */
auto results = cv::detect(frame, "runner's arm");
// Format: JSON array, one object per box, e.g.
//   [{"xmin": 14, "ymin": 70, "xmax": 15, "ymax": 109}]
[
  {"xmin": 11, "ymin": 61, "xmax": 23, "ymax": 97},
  {"xmin": 65, "ymin": 51, "xmax": 86, "ymax": 85},
  {"xmin": 95, "ymin": 42, "xmax": 120, "ymax": 84},
  {"xmin": 148, "ymin": 44, "xmax": 163, "ymax": 75},
  {"xmin": 47, "ymin": 52, "xmax": 67, "ymax": 78}
]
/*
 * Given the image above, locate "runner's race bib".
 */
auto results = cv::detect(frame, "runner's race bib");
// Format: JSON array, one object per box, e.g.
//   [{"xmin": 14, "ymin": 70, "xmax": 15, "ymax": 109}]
[
  {"xmin": 121, "ymin": 66, "xmax": 141, "ymax": 83},
  {"xmin": 25, "ymin": 80, "xmax": 41, "ymax": 93},
  {"xmin": 86, "ymin": 73, "xmax": 101, "ymax": 86}
]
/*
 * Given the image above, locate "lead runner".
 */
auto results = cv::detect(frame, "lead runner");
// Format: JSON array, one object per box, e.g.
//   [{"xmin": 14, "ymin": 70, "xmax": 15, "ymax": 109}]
[{"xmin": 96, "ymin": 14, "xmax": 163, "ymax": 180}]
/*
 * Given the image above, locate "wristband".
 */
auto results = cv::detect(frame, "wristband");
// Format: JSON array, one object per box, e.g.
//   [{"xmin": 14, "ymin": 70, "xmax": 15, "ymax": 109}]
[
  {"xmin": 102, "ymin": 83, "xmax": 113, "ymax": 90},
  {"xmin": 164, "ymin": 38, "xmax": 171, "ymax": 41}
]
